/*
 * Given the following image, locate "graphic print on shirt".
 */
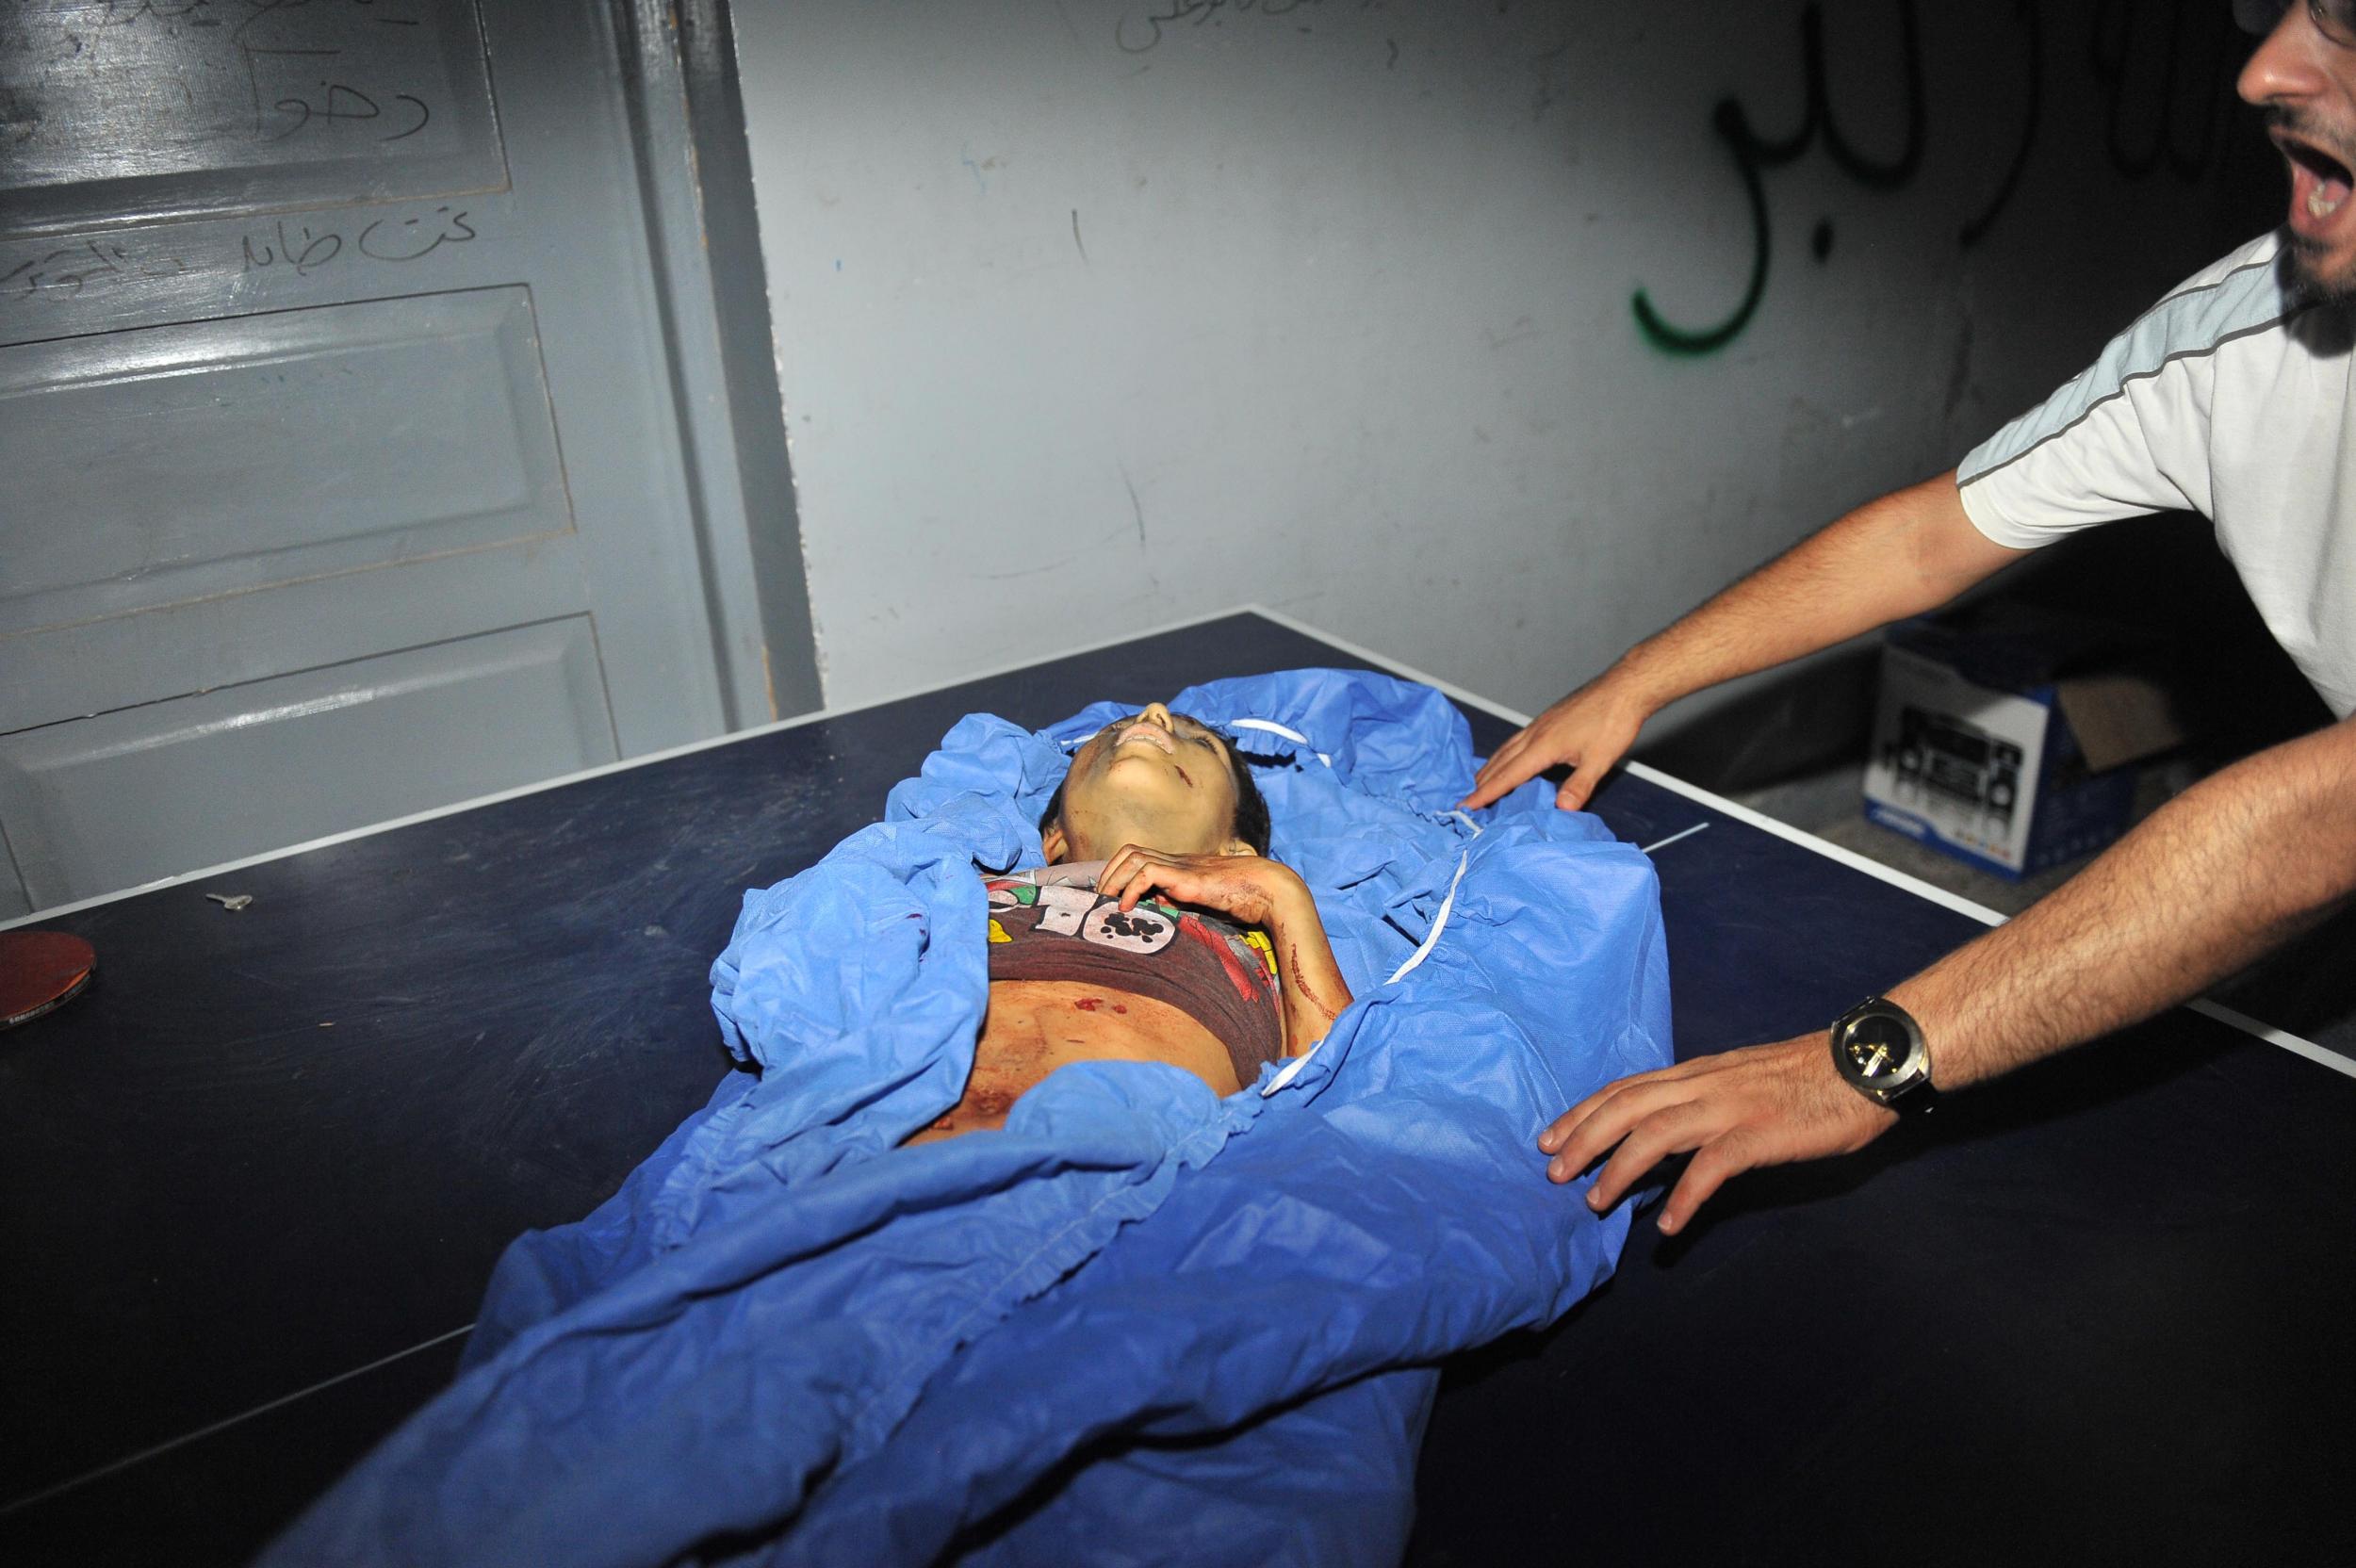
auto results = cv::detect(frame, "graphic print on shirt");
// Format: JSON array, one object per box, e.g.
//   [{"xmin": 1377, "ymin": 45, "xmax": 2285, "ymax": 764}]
[{"xmin": 984, "ymin": 877, "xmax": 1284, "ymax": 1086}]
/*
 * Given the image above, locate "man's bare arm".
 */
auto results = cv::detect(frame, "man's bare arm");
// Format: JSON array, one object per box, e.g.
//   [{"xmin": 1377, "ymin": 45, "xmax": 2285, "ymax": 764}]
[
  {"xmin": 1889, "ymin": 710, "xmax": 2356, "ymax": 1087},
  {"xmin": 1541, "ymin": 711, "xmax": 2356, "ymax": 1233},
  {"xmin": 1463, "ymin": 472, "xmax": 2028, "ymax": 809}
]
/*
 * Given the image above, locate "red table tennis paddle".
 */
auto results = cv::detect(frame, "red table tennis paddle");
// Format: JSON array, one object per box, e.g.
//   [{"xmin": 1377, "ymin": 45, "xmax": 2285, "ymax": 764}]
[{"xmin": 1, "ymin": 930, "xmax": 96, "ymax": 1030}]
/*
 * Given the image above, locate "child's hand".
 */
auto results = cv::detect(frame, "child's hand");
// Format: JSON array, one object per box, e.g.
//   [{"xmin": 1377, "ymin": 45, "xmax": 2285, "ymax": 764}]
[{"xmin": 1096, "ymin": 847, "xmax": 1305, "ymax": 929}]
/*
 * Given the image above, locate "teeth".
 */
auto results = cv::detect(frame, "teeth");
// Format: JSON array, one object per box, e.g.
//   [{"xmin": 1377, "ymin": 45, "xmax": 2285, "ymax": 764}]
[{"xmin": 2311, "ymin": 185, "xmax": 2345, "ymax": 220}]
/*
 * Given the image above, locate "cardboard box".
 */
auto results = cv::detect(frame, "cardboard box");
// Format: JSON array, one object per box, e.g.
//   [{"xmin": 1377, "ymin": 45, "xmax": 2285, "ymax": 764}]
[{"xmin": 1861, "ymin": 608, "xmax": 2184, "ymax": 879}]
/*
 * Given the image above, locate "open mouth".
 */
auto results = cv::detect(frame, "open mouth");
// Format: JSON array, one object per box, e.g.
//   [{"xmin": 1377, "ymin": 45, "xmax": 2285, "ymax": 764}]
[
  {"xmin": 1112, "ymin": 723, "xmax": 1175, "ymax": 755},
  {"xmin": 2279, "ymin": 131, "xmax": 2354, "ymax": 228}
]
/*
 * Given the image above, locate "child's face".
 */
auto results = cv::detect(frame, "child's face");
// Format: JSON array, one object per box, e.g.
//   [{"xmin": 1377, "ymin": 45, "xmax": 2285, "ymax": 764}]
[{"xmin": 1045, "ymin": 704, "xmax": 1249, "ymax": 863}]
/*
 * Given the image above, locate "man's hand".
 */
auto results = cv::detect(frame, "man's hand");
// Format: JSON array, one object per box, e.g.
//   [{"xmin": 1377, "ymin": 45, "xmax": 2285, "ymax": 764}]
[
  {"xmin": 1459, "ymin": 676, "xmax": 1649, "ymax": 811},
  {"xmin": 1458, "ymin": 474, "xmax": 2011, "ymax": 816},
  {"xmin": 1539, "ymin": 1036, "xmax": 1896, "ymax": 1234}
]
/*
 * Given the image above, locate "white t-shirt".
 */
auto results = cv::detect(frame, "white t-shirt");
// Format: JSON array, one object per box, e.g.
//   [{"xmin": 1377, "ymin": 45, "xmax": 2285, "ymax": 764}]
[{"xmin": 1957, "ymin": 230, "xmax": 2356, "ymax": 719}]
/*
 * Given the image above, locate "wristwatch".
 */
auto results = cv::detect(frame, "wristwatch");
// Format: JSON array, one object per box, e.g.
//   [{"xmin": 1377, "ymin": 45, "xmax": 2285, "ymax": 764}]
[{"xmin": 1829, "ymin": 995, "xmax": 1939, "ymax": 1114}]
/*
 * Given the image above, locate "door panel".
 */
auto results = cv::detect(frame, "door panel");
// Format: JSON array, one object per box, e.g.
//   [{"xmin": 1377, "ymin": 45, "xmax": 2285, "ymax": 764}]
[
  {"xmin": 0, "ymin": 0, "xmax": 776, "ymax": 915},
  {"xmin": 0, "ymin": 286, "xmax": 569, "ymax": 639},
  {"xmin": 0, "ymin": 616, "xmax": 614, "ymax": 908},
  {"xmin": 5, "ymin": 542, "xmax": 590, "ymax": 735},
  {"xmin": 0, "ymin": 196, "xmax": 513, "ymax": 337},
  {"xmin": 0, "ymin": 0, "xmax": 506, "ymax": 233}
]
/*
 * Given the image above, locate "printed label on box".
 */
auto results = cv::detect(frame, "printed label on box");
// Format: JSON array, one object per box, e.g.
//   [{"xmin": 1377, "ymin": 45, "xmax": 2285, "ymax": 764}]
[{"xmin": 1862, "ymin": 647, "xmax": 2051, "ymax": 874}]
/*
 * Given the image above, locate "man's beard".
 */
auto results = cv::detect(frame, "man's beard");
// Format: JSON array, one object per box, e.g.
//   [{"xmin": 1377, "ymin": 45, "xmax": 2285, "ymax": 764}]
[
  {"xmin": 2285, "ymin": 231, "xmax": 2356, "ymax": 305},
  {"xmin": 2269, "ymin": 105, "xmax": 2356, "ymax": 304}
]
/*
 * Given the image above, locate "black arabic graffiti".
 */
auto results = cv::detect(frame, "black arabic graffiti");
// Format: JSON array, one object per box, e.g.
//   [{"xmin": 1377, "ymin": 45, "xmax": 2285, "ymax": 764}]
[
  {"xmin": 1631, "ymin": 1, "xmax": 1925, "ymax": 356},
  {"xmin": 240, "ymin": 206, "xmax": 476, "ymax": 276},
  {"xmin": 228, "ymin": 0, "xmax": 425, "ymax": 41},
  {"xmin": 96, "ymin": 0, "xmax": 214, "ymax": 24},
  {"xmin": 2, "ymin": 241, "xmax": 189, "ymax": 299},
  {"xmin": 97, "ymin": 0, "xmax": 423, "ymax": 23},
  {"xmin": 213, "ymin": 3, "xmax": 443, "ymax": 143},
  {"xmin": 2089, "ymin": 0, "xmax": 2237, "ymax": 181},
  {"xmin": 266, "ymin": 81, "xmax": 432, "ymax": 141},
  {"xmin": 243, "ymin": 220, "xmax": 342, "ymax": 274},
  {"xmin": 1635, "ymin": 0, "xmax": 2248, "ymax": 354},
  {"xmin": 357, "ymin": 205, "xmax": 477, "ymax": 259},
  {"xmin": 1116, "ymin": 0, "xmax": 1321, "ymax": 55},
  {"xmin": 1958, "ymin": 0, "xmax": 2043, "ymax": 251},
  {"xmin": 84, "ymin": 0, "xmax": 441, "ymax": 139}
]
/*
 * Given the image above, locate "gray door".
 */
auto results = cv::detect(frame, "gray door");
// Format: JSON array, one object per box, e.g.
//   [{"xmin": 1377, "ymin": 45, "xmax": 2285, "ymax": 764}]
[{"xmin": 0, "ymin": 0, "xmax": 803, "ymax": 916}]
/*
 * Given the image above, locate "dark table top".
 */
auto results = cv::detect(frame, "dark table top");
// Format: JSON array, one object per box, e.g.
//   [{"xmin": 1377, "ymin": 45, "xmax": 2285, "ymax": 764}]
[{"xmin": 5, "ymin": 611, "xmax": 2349, "ymax": 1566}]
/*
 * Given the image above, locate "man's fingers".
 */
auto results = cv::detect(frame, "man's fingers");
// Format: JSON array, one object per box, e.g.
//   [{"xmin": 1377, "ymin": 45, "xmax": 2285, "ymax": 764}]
[
  {"xmin": 1460, "ymin": 742, "xmax": 1537, "ymax": 809},
  {"xmin": 1536, "ymin": 1077, "xmax": 1636, "ymax": 1162},
  {"xmin": 1555, "ymin": 739, "xmax": 1632, "ymax": 811},
  {"xmin": 1543, "ymin": 1076, "xmax": 1688, "ymax": 1182},
  {"xmin": 1464, "ymin": 723, "xmax": 1612, "ymax": 812},
  {"xmin": 1581, "ymin": 1100, "xmax": 1718, "ymax": 1212},
  {"xmin": 1536, "ymin": 1037, "xmax": 1901, "ymax": 1229},
  {"xmin": 1478, "ymin": 727, "xmax": 1533, "ymax": 776},
  {"xmin": 1458, "ymin": 776, "xmax": 1510, "ymax": 811},
  {"xmin": 1537, "ymin": 1059, "xmax": 1696, "ymax": 1155},
  {"xmin": 1460, "ymin": 685, "xmax": 1645, "ymax": 811},
  {"xmin": 1459, "ymin": 776, "xmax": 1515, "ymax": 811},
  {"xmin": 1655, "ymin": 1130, "xmax": 1760, "ymax": 1235},
  {"xmin": 1539, "ymin": 1086, "xmax": 1616, "ymax": 1158}
]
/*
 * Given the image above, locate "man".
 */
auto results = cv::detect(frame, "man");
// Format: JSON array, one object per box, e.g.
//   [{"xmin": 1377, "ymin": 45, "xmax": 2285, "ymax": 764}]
[{"xmin": 1459, "ymin": 0, "xmax": 2356, "ymax": 1237}]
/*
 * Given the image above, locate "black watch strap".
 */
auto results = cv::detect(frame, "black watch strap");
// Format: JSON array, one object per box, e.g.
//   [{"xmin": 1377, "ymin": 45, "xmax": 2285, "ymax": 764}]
[{"xmin": 1889, "ymin": 1076, "xmax": 1939, "ymax": 1116}]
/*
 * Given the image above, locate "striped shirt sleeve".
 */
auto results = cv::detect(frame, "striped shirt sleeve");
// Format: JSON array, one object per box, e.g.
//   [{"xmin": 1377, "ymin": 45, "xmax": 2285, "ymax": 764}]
[{"xmin": 1956, "ymin": 241, "xmax": 2293, "ymax": 548}]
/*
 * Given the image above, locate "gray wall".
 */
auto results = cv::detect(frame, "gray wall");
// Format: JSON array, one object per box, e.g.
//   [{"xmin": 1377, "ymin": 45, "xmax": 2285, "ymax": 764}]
[{"xmin": 730, "ymin": 0, "xmax": 2267, "ymax": 720}]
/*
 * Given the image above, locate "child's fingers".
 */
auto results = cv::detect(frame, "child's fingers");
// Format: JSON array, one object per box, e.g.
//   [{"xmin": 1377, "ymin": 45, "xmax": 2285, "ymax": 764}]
[{"xmin": 1116, "ymin": 861, "xmax": 1161, "ymax": 912}]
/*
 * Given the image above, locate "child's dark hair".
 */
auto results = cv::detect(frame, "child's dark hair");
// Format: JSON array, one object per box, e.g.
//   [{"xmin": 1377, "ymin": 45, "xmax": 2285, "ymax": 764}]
[{"xmin": 1039, "ymin": 732, "xmax": 1272, "ymax": 857}]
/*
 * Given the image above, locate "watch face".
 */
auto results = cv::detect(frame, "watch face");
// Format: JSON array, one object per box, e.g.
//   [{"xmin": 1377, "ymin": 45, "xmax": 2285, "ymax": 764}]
[{"xmin": 1839, "ymin": 1012, "xmax": 1917, "ymax": 1082}]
